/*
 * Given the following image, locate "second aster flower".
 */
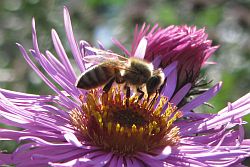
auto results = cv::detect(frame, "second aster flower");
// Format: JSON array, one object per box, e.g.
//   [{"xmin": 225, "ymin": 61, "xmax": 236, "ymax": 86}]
[{"xmin": 114, "ymin": 23, "xmax": 219, "ymax": 93}]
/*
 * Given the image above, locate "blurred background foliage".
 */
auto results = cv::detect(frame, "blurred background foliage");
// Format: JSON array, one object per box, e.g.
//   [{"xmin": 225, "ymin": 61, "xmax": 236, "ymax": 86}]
[{"xmin": 0, "ymin": 0, "xmax": 249, "ymax": 164}]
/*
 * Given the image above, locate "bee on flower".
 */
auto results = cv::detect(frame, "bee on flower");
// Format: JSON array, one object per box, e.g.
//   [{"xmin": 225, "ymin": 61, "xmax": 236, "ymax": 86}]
[{"xmin": 75, "ymin": 47, "xmax": 165, "ymax": 103}]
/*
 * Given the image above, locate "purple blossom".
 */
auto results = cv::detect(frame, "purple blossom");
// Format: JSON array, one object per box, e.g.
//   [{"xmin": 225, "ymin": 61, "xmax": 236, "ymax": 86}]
[
  {"xmin": 0, "ymin": 7, "xmax": 250, "ymax": 167},
  {"xmin": 114, "ymin": 23, "xmax": 219, "ymax": 90}
]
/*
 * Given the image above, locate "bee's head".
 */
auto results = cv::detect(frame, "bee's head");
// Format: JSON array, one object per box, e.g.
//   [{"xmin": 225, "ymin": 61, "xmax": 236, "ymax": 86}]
[{"xmin": 146, "ymin": 69, "xmax": 165, "ymax": 97}]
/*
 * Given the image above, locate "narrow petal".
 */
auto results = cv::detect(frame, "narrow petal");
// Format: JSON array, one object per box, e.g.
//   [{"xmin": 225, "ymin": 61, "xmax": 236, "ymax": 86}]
[
  {"xmin": 16, "ymin": 44, "xmax": 77, "ymax": 109},
  {"xmin": 51, "ymin": 29, "xmax": 77, "ymax": 81},
  {"xmin": 64, "ymin": 133, "xmax": 83, "ymax": 148},
  {"xmin": 112, "ymin": 38, "xmax": 131, "ymax": 56},
  {"xmin": 162, "ymin": 69, "xmax": 177, "ymax": 99},
  {"xmin": 29, "ymin": 50, "xmax": 80, "ymax": 101},
  {"xmin": 135, "ymin": 152, "xmax": 165, "ymax": 166},
  {"xmin": 134, "ymin": 37, "xmax": 147, "ymax": 59},
  {"xmin": 180, "ymin": 82, "xmax": 222, "ymax": 114},
  {"xmin": 180, "ymin": 94, "xmax": 250, "ymax": 136},
  {"xmin": 170, "ymin": 83, "xmax": 192, "ymax": 105},
  {"xmin": 163, "ymin": 61, "xmax": 178, "ymax": 76},
  {"xmin": 0, "ymin": 153, "xmax": 12, "ymax": 165},
  {"xmin": 153, "ymin": 146, "xmax": 172, "ymax": 160},
  {"xmin": 152, "ymin": 55, "xmax": 162, "ymax": 68},
  {"xmin": 63, "ymin": 7, "xmax": 85, "ymax": 72}
]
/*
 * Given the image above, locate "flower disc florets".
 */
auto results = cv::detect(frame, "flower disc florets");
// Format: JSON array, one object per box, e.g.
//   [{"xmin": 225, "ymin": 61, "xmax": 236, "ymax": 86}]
[{"xmin": 70, "ymin": 86, "xmax": 181, "ymax": 155}]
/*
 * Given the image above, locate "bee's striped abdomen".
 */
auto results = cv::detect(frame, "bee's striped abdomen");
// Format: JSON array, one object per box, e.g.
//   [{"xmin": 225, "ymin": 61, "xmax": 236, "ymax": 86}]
[{"xmin": 76, "ymin": 63, "xmax": 115, "ymax": 90}]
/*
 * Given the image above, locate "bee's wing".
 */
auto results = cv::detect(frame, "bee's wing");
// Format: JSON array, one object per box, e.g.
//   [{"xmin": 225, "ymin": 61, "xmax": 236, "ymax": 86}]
[
  {"xmin": 83, "ymin": 48, "xmax": 140, "ymax": 74},
  {"xmin": 103, "ymin": 62, "xmax": 142, "ymax": 75},
  {"xmin": 83, "ymin": 55, "xmax": 121, "ymax": 64},
  {"xmin": 83, "ymin": 47, "xmax": 128, "ymax": 64}
]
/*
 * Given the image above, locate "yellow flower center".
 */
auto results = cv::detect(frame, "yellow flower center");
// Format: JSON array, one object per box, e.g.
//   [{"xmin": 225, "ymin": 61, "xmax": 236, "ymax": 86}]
[{"xmin": 70, "ymin": 87, "xmax": 181, "ymax": 155}]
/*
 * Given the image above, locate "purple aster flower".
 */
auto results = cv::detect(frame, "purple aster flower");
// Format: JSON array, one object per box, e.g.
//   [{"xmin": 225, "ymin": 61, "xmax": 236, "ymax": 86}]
[
  {"xmin": 0, "ymin": 7, "xmax": 250, "ymax": 167},
  {"xmin": 114, "ymin": 23, "xmax": 219, "ymax": 91}
]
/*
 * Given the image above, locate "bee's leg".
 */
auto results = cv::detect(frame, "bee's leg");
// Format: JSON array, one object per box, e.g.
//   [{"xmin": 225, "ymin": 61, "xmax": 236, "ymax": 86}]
[
  {"xmin": 103, "ymin": 77, "xmax": 115, "ymax": 93},
  {"xmin": 147, "ymin": 94, "xmax": 151, "ymax": 102},
  {"xmin": 124, "ymin": 84, "xmax": 130, "ymax": 106},
  {"xmin": 147, "ymin": 90, "xmax": 159, "ymax": 110},
  {"xmin": 137, "ymin": 87, "xmax": 144, "ymax": 100},
  {"xmin": 147, "ymin": 83, "xmax": 164, "ymax": 103},
  {"xmin": 146, "ymin": 91, "xmax": 154, "ymax": 102},
  {"xmin": 152, "ymin": 90, "xmax": 158, "ymax": 104},
  {"xmin": 124, "ymin": 84, "xmax": 130, "ymax": 98}
]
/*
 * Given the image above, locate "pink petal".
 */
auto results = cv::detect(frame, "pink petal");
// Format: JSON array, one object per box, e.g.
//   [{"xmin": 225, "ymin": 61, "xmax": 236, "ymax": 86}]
[{"xmin": 134, "ymin": 37, "xmax": 147, "ymax": 59}]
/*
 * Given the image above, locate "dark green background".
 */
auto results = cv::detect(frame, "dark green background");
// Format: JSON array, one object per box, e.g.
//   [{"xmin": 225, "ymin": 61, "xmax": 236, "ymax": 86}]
[{"xmin": 0, "ymin": 0, "xmax": 249, "ymax": 165}]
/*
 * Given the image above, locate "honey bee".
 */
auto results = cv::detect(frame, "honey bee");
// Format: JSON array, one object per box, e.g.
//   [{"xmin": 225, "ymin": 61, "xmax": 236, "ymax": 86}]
[{"xmin": 75, "ymin": 48, "xmax": 165, "ymax": 100}]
